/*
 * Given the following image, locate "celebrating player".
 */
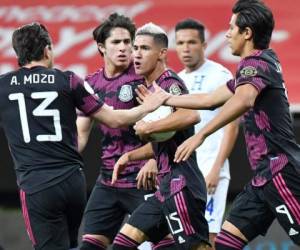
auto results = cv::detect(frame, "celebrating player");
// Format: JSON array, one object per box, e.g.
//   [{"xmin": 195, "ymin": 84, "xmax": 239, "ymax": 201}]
[
  {"xmin": 0, "ymin": 22, "xmax": 166, "ymax": 250},
  {"xmin": 175, "ymin": 18, "xmax": 239, "ymax": 249},
  {"xmin": 137, "ymin": 0, "xmax": 300, "ymax": 248},
  {"xmin": 112, "ymin": 23, "xmax": 210, "ymax": 250},
  {"xmin": 77, "ymin": 13, "xmax": 174, "ymax": 250}
]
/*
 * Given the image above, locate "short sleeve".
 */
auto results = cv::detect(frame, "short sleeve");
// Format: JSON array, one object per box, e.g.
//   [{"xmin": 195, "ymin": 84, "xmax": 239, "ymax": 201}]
[
  {"xmin": 235, "ymin": 56, "xmax": 271, "ymax": 93},
  {"xmin": 226, "ymin": 79, "xmax": 235, "ymax": 93},
  {"xmin": 70, "ymin": 73, "xmax": 103, "ymax": 115},
  {"xmin": 161, "ymin": 78, "xmax": 188, "ymax": 96}
]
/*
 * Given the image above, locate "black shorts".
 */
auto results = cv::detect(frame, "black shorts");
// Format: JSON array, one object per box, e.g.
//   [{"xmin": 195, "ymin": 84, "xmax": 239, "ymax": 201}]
[
  {"xmin": 19, "ymin": 168, "xmax": 87, "ymax": 250},
  {"xmin": 83, "ymin": 182, "xmax": 153, "ymax": 240},
  {"xmin": 128, "ymin": 184, "xmax": 209, "ymax": 249},
  {"xmin": 227, "ymin": 164, "xmax": 300, "ymax": 245}
]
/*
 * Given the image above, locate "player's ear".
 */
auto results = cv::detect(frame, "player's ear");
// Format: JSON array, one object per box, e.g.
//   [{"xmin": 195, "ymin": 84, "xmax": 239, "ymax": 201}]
[
  {"xmin": 98, "ymin": 43, "xmax": 106, "ymax": 55},
  {"xmin": 44, "ymin": 44, "xmax": 52, "ymax": 60},
  {"xmin": 159, "ymin": 48, "xmax": 167, "ymax": 60},
  {"xmin": 202, "ymin": 41, "xmax": 207, "ymax": 50},
  {"xmin": 244, "ymin": 27, "xmax": 253, "ymax": 41}
]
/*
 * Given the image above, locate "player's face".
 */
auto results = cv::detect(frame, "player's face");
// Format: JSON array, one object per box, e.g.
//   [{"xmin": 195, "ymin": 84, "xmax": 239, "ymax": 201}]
[
  {"xmin": 175, "ymin": 29, "xmax": 206, "ymax": 72},
  {"xmin": 100, "ymin": 27, "xmax": 132, "ymax": 68},
  {"xmin": 226, "ymin": 14, "xmax": 245, "ymax": 57},
  {"xmin": 133, "ymin": 35, "xmax": 162, "ymax": 77}
]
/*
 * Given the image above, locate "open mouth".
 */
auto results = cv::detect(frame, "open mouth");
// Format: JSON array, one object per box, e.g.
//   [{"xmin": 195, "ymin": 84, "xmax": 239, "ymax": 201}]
[{"xmin": 134, "ymin": 61, "xmax": 141, "ymax": 68}]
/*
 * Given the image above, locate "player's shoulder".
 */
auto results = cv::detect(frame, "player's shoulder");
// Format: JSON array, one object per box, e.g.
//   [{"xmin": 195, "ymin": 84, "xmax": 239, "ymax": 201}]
[
  {"xmin": 158, "ymin": 69, "xmax": 183, "ymax": 84},
  {"xmin": 0, "ymin": 69, "xmax": 19, "ymax": 81},
  {"xmin": 158, "ymin": 69, "xmax": 187, "ymax": 95},
  {"xmin": 85, "ymin": 68, "xmax": 104, "ymax": 84},
  {"xmin": 237, "ymin": 49, "xmax": 277, "ymax": 77}
]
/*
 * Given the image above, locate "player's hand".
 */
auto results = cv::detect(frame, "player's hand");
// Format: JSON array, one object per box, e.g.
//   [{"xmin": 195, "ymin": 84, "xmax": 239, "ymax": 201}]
[
  {"xmin": 174, "ymin": 133, "xmax": 206, "ymax": 162},
  {"xmin": 136, "ymin": 81, "xmax": 170, "ymax": 106},
  {"xmin": 111, "ymin": 153, "xmax": 130, "ymax": 185},
  {"xmin": 136, "ymin": 159, "xmax": 158, "ymax": 190},
  {"xmin": 205, "ymin": 167, "xmax": 221, "ymax": 195},
  {"xmin": 134, "ymin": 120, "xmax": 151, "ymax": 141}
]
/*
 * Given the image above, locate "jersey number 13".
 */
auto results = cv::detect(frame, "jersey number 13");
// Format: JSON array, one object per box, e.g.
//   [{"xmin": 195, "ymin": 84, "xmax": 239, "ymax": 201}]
[{"xmin": 9, "ymin": 91, "xmax": 62, "ymax": 143}]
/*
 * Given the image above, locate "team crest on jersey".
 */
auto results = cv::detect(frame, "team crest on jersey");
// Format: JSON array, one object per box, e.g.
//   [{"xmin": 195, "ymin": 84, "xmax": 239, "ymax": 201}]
[
  {"xmin": 169, "ymin": 83, "xmax": 182, "ymax": 96},
  {"xmin": 119, "ymin": 84, "xmax": 133, "ymax": 102},
  {"xmin": 240, "ymin": 66, "xmax": 257, "ymax": 77}
]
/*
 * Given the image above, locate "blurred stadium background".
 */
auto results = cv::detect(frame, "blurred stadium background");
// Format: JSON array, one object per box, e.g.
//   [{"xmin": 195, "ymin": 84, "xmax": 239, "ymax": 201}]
[{"xmin": 0, "ymin": 0, "xmax": 299, "ymax": 249}]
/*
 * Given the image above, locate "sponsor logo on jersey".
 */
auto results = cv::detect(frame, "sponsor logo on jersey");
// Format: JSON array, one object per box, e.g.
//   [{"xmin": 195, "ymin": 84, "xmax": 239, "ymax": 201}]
[{"xmin": 119, "ymin": 84, "xmax": 133, "ymax": 102}]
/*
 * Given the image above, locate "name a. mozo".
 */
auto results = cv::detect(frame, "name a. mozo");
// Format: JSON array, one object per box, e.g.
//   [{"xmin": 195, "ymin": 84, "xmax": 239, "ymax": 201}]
[{"xmin": 10, "ymin": 74, "xmax": 55, "ymax": 85}]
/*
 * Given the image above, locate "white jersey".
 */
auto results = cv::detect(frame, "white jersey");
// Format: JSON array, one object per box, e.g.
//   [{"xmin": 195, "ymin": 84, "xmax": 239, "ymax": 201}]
[{"xmin": 179, "ymin": 59, "xmax": 233, "ymax": 179}]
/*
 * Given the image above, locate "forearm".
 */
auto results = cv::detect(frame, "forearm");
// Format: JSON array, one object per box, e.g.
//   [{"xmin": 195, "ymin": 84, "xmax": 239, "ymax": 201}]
[
  {"xmin": 127, "ymin": 143, "xmax": 155, "ymax": 161},
  {"xmin": 144, "ymin": 109, "xmax": 200, "ymax": 134},
  {"xmin": 165, "ymin": 93, "xmax": 212, "ymax": 110},
  {"xmin": 76, "ymin": 116, "xmax": 93, "ymax": 153},
  {"xmin": 165, "ymin": 84, "xmax": 232, "ymax": 110},
  {"xmin": 112, "ymin": 105, "xmax": 149, "ymax": 127},
  {"xmin": 212, "ymin": 120, "xmax": 239, "ymax": 170},
  {"xmin": 199, "ymin": 94, "xmax": 249, "ymax": 140}
]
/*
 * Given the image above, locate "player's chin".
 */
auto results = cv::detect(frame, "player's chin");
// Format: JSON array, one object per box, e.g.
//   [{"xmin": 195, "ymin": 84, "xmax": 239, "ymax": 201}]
[{"xmin": 134, "ymin": 67, "xmax": 144, "ymax": 75}]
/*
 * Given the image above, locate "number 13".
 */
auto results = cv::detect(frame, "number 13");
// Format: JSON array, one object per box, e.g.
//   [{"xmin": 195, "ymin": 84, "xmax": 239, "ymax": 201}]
[{"xmin": 9, "ymin": 91, "xmax": 62, "ymax": 143}]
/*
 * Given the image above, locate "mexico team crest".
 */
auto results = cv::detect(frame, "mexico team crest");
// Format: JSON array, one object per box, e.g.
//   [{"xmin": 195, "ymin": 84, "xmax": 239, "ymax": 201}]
[{"xmin": 119, "ymin": 85, "xmax": 133, "ymax": 102}]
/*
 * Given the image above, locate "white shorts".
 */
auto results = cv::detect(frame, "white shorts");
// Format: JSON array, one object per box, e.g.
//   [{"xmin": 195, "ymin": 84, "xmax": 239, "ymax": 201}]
[{"xmin": 205, "ymin": 177, "xmax": 230, "ymax": 233}]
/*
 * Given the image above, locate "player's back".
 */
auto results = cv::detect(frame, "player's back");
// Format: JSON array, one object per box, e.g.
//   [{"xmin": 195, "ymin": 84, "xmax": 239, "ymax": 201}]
[{"xmin": 0, "ymin": 66, "xmax": 84, "ymax": 193}]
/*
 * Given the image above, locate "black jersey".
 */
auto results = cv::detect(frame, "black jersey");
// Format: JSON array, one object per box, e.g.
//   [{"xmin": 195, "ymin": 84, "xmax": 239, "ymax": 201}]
[
  {"xmin": 85, "ymin": 64, "xmax": 146, "ymax": 187},
  {"xmin": 227, "ymin": 49, "xmax": 300, "ymax": 186},
  {"xmin": 0, "ymin": 66, "xmax": 103, "ymax": 194},
  {"xmin": 149, "ymin": 69, "xmax": 204, "ymax": 200}
]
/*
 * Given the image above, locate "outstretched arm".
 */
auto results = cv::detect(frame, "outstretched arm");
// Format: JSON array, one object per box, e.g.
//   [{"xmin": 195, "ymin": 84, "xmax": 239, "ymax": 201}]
[
  {"xmin": 91, "ymin": 85, "xmax": 168, "ymax": 128},
  {"xmin": 174, "ymin": 83, "xmax": 258, "ymax": 162},
  {"xmin": 137, "ymin": 82, "xmax": 233, "ymax": 110}
]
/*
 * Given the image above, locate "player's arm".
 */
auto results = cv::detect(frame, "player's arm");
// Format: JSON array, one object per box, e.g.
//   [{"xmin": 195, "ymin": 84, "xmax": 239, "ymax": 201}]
[
  {"xmin": 174, "ymin": 83, "xmax": 258, "ymax": 162},
  {"xmin": 111, "ymin": 143, "xmax": 154, "ymax": 184},
  {"xmin": 166, "ymin": 84, "xmax": 233, "ymax": 110},
  {"xmin": 91, "ymin": 87, "xmax": 168, "ymax": 128},
  {"xmin": 205, "ymin": 119, "xmax": 239, "ymax": 194},
  {"xmin": 134, "ymin": 108, "xmax": 200, "ymax": 139},
  {"xmin": 137, "ymin": 82, "xmax": 233, "ymax": 110},
  {"xmin": 76, "ymin": 115, "xmax": 94, "ymax": 153}
]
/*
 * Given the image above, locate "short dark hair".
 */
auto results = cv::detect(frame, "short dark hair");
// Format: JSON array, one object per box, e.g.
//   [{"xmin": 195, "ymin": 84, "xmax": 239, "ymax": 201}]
[
  {"xmin": 135, "ymin": 23, "xmax": 168, "ymax": 48},
  {"xmin": 175, "ymin": 18, "xmax": 205, "ymax": 43},
  {"xmin": 12, "ymin": 22, "xmax": 52, "ymax": 67},
  {"xmin": 93, "ymin": 13, "xmax": 136, "ymax": 56},
  {"xmin": 232, "ymin": 0, "xmax": 274, "ymax": 49}
]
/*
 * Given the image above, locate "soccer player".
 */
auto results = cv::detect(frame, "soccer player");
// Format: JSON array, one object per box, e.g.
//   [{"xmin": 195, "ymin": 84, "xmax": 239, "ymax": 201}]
[
  {"xmin": 77, "ymin": 13, "xmax": 174, "ymax": 250},
  {"xmin": 175, "ymin": 19, "xmax": 239, "ymax": 249},
  {"xmin": 138, "ymin": 0, "xmax": 300, "ymax": 248},
  {"xmin": 111, "ymin": 23, "xmax": 210, "ymax": 250},
  {"xmin": 0, "ymin": 23, "xmax": 166, "ymax": 250}
]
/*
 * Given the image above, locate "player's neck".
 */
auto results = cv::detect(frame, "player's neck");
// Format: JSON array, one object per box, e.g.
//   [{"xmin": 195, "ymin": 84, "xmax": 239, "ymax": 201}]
[
  {"xmin": 144, "ymin": 63, "xmax": 166, "ymax": 87},
  {"xmin": 23, "ymin": 60, "xmax": 49, "ymax": 69},
  {"xmin": 185, "ymin": 58, "xmax": 205, "ymax": 73},
  {"xmin": 104, "ymin": 61, "xmax": 129, "ymax": 78},
  {"xmin": 240, "ymin": 42, "xmax": 257, "ymax": 58}
]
